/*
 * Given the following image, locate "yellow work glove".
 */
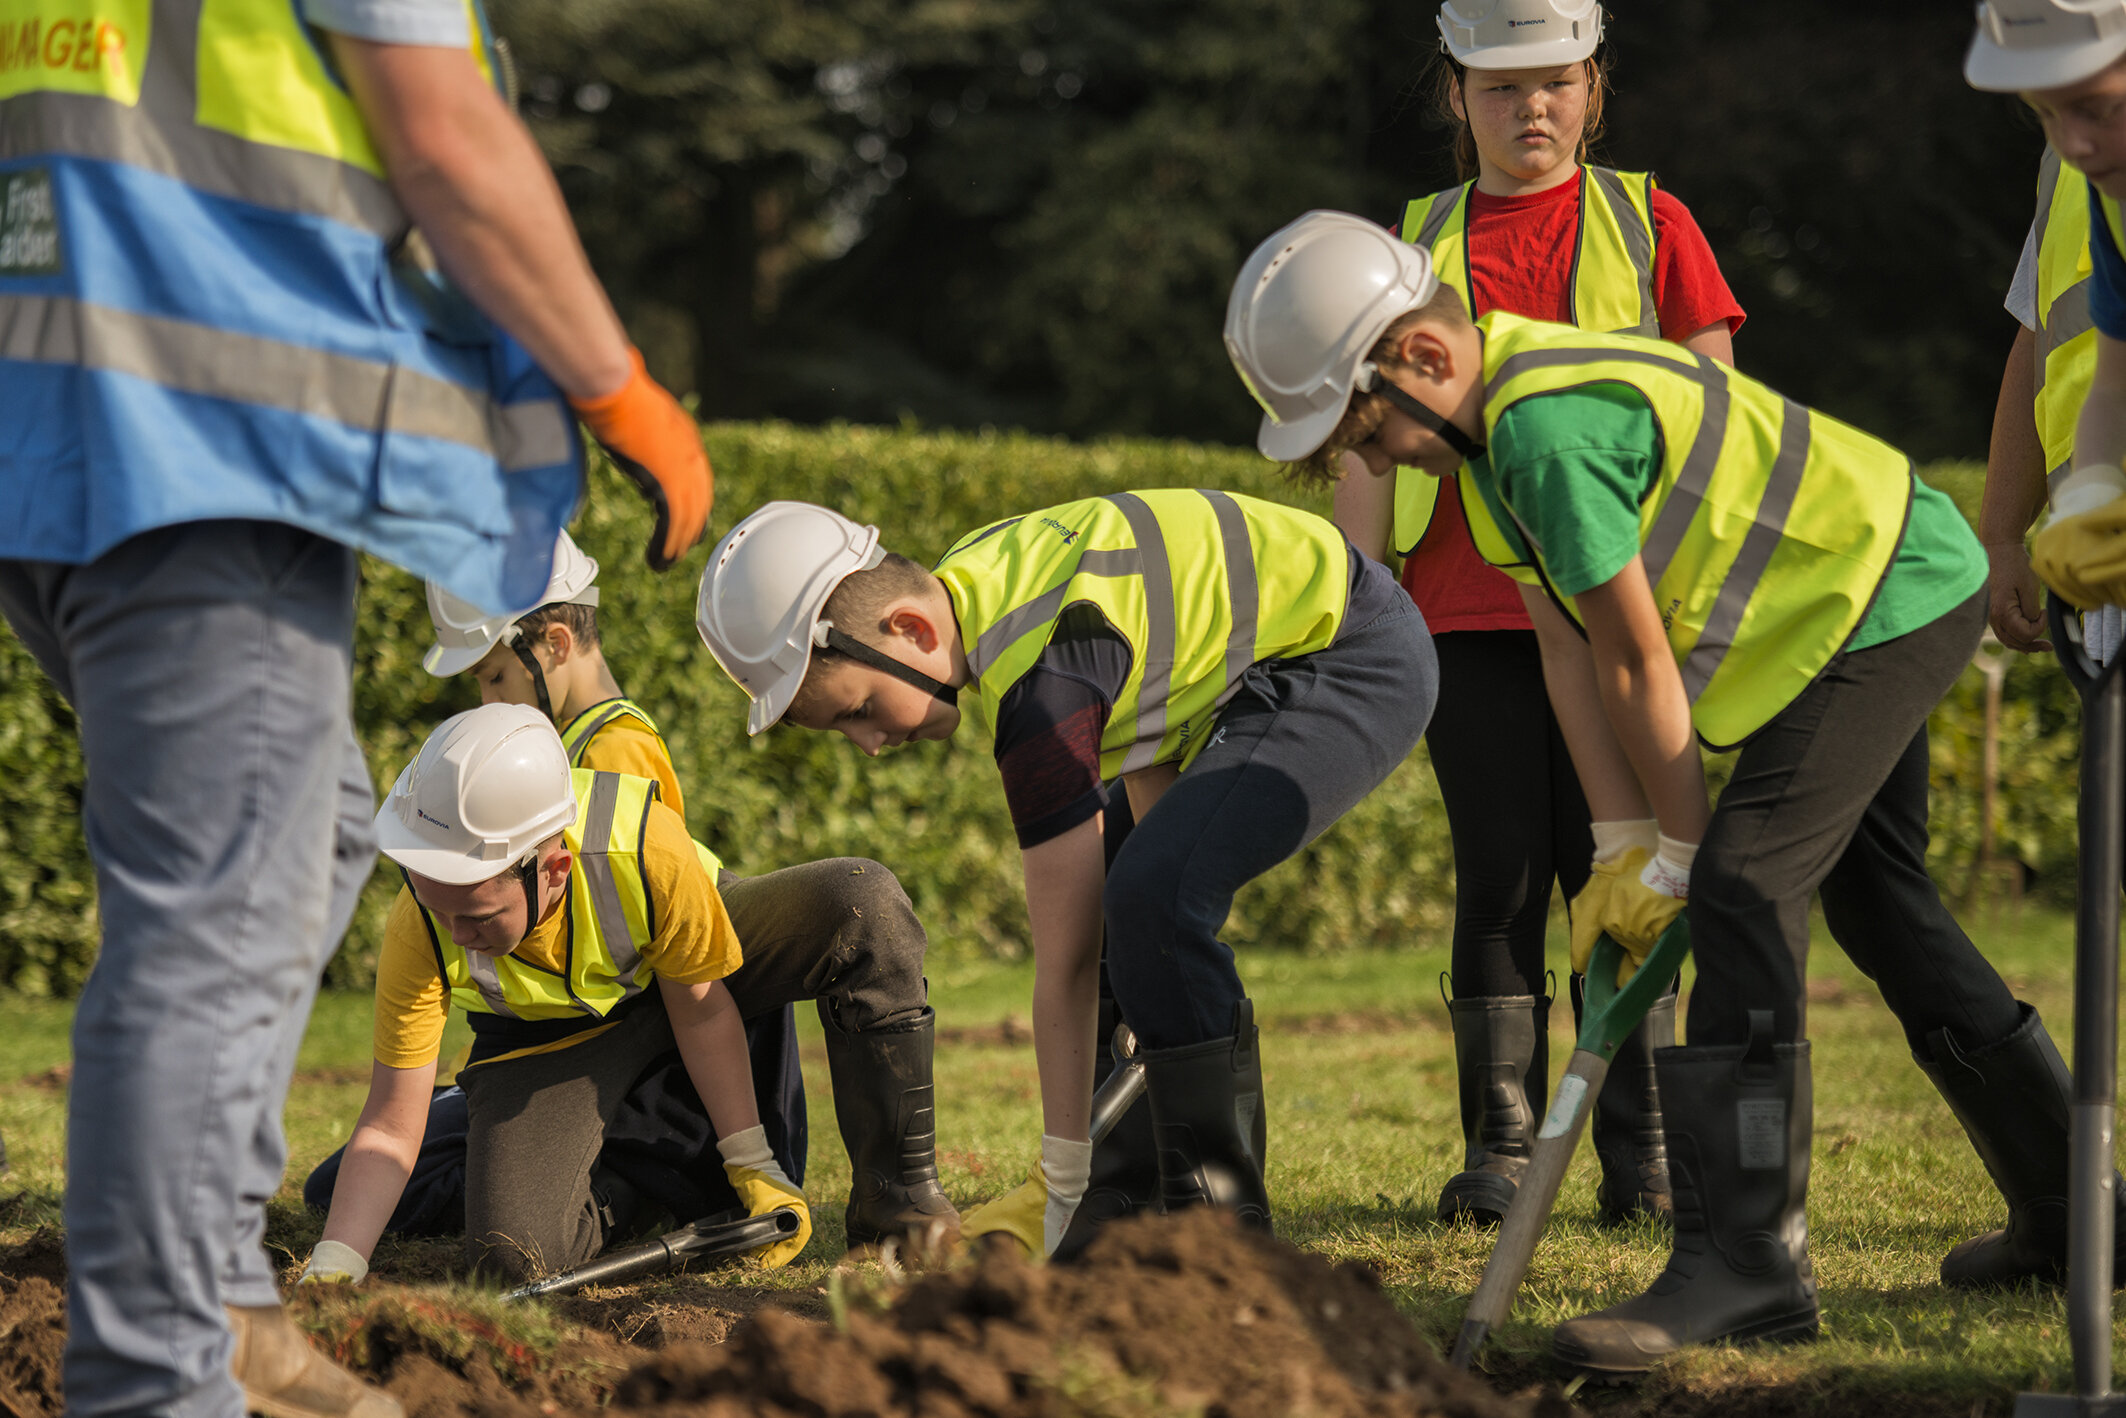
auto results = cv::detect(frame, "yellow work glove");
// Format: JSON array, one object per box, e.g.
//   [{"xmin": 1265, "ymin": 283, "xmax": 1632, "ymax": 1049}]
[
  {"xmin": 962, "ymin": 1136, "xmax": 1095, "ymax": 1260},
  {"xmin": 296, "ymin": 1240, "xmax": 366, "ymax": 1286},
  {"xmin": 961, "ymin": 1166, "xmax": 1051, "ymax": 1261},
  {"xmin": 1573, "ymin": 838, "xmax": 1694, "ymax": 985},
  {"xmin": 1568, "ymin": 820, "xmax": 1659, "ymax": 976},
  {"xmin": 717, "ymin": 1125, "xmax": 812, "ymax": 1269},
  {"xmin": 2033, "ymin": 466, "xmax": 2126, "ymax": 610}
]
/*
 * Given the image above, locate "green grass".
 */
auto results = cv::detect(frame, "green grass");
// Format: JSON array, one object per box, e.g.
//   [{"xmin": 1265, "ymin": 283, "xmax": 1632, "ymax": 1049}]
[{"xmin": 2, "ymin": 906, "xmax": 2120, "ymax": 1414}]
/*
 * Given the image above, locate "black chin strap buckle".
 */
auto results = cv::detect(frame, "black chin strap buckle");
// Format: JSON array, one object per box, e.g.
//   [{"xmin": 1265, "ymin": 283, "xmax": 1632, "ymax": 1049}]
[
  {"xmin": 819, "ymin": 626, "xmax": 959, "ymax": 706},
  {"xmin": 1360, "ymin": 363, "xmax": 1485, "ymax": 464}
]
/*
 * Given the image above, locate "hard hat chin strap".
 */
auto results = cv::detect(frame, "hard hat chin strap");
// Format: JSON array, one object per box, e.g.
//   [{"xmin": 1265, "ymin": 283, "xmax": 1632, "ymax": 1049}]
[
  {"xmin": 1361, "ymin": 365, "xmax": 1486, "ymax": 463},
  {"xmin": 506, "ymin": 631, "xmax": 555, "ymax": 722},
  {"xmin": 819, "ymin": 626, "xmax": 960, "ymax": 706}
]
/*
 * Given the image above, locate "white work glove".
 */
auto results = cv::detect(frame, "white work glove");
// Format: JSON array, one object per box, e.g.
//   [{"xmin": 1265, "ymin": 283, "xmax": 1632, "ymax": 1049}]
[
  {"xmin": 717, "ymin": 1125, "xmax": 812, "ymax": 1269},
  {"xmin": 962, "ymin": 1135, "xmax": 1092, "ymax": 1261},
  {"xmin": 297, "ymin": 1240, "xmax": 367, "ymax": 1286}
]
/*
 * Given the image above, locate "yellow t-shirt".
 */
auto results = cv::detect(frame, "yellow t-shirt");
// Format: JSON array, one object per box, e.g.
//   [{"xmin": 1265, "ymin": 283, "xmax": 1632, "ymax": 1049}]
[
  {"xmin": 575, "ymin": 717, "xmax": 686, "ymax": 821},
  {"xmin": 371, "ymin": 798, "xmax": 741, "ymax": 1069}
]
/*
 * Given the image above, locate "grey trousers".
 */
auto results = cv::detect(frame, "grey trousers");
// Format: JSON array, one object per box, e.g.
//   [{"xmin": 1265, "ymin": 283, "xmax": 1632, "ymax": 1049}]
[
  {"xmin": 458, "ymin": 857, "xmax": 929, "ymax": 1281},
  {"xmin": 0, "ymin": 522, "xmax": 376, "ymax": 1418}
]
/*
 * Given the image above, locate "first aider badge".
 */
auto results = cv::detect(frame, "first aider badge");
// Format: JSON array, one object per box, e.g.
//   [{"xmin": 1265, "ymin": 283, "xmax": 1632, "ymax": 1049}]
[{"xmin": 0, "ymin": 169, "xmax": 62, "ymax": 277}]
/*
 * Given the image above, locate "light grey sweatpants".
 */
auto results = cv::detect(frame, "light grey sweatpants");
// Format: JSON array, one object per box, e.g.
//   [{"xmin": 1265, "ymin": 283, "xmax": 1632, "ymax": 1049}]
[{"xmin": 0, "ymin": 521, "xmax": 376, "ymax": 1418}]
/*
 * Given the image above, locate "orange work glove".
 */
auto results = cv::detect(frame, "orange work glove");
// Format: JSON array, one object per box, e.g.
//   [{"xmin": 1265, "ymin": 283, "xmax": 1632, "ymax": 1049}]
[{"xmin": 568, "ymin": 347, "xmax": 712, "ymax": 570}]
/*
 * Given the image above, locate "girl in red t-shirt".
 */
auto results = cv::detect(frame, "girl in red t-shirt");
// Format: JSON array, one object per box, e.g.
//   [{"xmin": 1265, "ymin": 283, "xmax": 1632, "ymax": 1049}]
[{"xmin": 1331, "ymin": 0, "xmax": 1743, "ymax": 1232}]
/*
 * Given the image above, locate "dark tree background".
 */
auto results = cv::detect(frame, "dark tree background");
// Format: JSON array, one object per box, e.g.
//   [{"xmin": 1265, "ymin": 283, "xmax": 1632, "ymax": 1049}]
[{"xmin": 492, "ymin": 0, "xmax": 2043, "ymax": 463}]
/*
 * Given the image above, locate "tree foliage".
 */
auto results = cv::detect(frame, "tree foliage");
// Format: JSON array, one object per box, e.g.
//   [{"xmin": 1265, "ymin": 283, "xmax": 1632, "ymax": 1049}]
[{"xmin": 495, "ymin": 0, "xmax": 2039, "ymax": 461}]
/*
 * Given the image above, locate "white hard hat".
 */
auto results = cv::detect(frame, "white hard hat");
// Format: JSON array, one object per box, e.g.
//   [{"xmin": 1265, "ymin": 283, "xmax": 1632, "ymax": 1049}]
[
  {"xmin": 422, "ymin": 530, "xmax": 601, "ymax": 677},
  {"xmin": 1437, "ymin": 0, "xmax": 1604, "ymax": 70},
  {"xmin": 696, "ymin": 501, "xmax": 885, "ymax": 736},
  {"xmin": 1968, "ymin": 0, "xmax": 2126, "ymax": 91},
  {"xmin": 373, "ymin": 703, "xmax": 578, "ymax": 885},
  {"xmin": 1225, "ymin": 210, "xmax": 1441, "ymax": 463}
]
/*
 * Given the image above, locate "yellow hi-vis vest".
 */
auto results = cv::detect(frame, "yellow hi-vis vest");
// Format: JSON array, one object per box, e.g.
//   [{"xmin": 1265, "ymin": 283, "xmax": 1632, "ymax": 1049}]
[
  {"xmin": 411, "ymin": 769, "xmax": 721, "ymax": 1033},
  {"xmin": 1464, "ymin": 312, "xmax": 1914, "ymax": 750},
  {"xmin": 1392, "ymin": 167, "xmax": 1661, "ymax": 559},
  {"xmin": 2037, "ymin": 147, "xmax": 2096, "ymax": 493},
  {"xmin": 936, "ymin": 490, "xmax": 1351, "ymax": 776},
  {"xmin": 560, "ymin": 698, "xmax": 672, "ymax": 766}
]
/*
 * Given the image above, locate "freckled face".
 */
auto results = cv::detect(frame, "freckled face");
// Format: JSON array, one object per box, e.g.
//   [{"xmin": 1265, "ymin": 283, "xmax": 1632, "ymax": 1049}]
[{"xmin": 1456, "ymin": 62, "xmax": 1590, "ymax": 187}]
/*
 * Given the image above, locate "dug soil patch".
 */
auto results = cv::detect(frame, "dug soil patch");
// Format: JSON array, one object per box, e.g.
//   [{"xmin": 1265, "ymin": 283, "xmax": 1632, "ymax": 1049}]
[
  {"xmin": 0, "ymin": 1213, "xmax": 1563, "ymax": 1418},
  {"xmin": 615, "ymin": 1210, "xmax": 1564, "ymax": 1418}
]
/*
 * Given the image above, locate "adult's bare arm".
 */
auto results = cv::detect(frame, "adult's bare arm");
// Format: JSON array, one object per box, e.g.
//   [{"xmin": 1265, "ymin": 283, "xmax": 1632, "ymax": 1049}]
[
  {"xmin": 1021, "ymin": 814, "xmax": 1106, "ymax": 1143},
  {"xmin": 1332, "ymin": 451, "xmax": 1397, "ymax": 564},
  {"xmin": 1981, "ymin": 324, "xmax": 2053, "ymax": 652},
  {"xmin": 329, "ymin": 37, "xmax": 632, "ymax": 400}
]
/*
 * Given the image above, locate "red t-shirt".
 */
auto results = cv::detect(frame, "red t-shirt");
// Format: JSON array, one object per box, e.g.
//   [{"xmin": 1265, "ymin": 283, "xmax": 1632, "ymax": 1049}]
[{"xmin": 1396, "ymin": 171, "xmax": 1746, "ymax": 633}]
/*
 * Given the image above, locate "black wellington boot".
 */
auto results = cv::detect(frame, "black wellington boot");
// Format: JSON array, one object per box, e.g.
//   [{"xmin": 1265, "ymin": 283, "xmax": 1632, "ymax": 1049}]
[
  {"xmin": 1052, "ymin": 995, "xmax": 1161, "ymax": 1263},
  {"xmin": 822, "ymin": 1008, "xmax": 962, "ymax": 1248},
  {"xmin": 1916, "ymin": 1001, "xmax": 2126, "ymax": 1289},
  {"xmin": 1143, "ymin": 1001, "xmax": 1272, "ymax": 1231},
  {"xmin": 1551, "ymin": 1014, "xmax": 1819, "ymax": 1378},
  {"xmin": 1573, "ymin": 973, "xmax": 1674, "ymax": 1227},
  {"xmin": 1436, "ymin": 990, "xmax": 1548, "ymax": 1226}
]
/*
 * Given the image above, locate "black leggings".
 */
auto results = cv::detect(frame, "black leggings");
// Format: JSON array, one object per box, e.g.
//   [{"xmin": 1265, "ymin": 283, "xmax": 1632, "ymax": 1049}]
[{"xmin": 1428, "ymin": 629, "xmax": 1593, "ymax": 999}]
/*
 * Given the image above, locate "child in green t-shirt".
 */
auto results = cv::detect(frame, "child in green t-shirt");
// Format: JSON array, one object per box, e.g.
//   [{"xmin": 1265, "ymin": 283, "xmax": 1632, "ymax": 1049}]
[{"xmin": 1226, "ymin": 209, "xmax": 2085, "ymax": 1376}]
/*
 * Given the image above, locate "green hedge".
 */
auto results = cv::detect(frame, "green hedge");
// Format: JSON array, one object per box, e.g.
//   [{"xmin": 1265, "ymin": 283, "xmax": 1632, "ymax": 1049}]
[{"xmin": 0, "ymin": 432, "xmax": 2081, "ymax": 995}]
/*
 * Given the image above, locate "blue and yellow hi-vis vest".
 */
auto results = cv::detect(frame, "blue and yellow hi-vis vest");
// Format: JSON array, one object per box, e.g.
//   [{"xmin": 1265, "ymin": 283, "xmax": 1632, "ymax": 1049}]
[{"xmin": 0, "ymin": 0, "xmax": 582, "ymax": 612}]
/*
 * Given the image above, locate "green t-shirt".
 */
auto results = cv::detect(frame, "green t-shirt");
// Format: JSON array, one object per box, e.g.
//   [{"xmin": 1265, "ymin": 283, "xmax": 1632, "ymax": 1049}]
[{"xmin": 1463, "ymin": 383, "xmax": 1983, "ymax": 651}]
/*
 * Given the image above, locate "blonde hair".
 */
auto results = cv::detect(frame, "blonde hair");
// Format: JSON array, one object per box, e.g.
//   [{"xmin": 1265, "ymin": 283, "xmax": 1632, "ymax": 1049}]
[
  {"xmin": 1429, "ymin": 52, "xmax": 1613, "ymax": 183},
  {"xmin": 1286, "ymin": 284, "xmax": 1471, "ymax": 490}
]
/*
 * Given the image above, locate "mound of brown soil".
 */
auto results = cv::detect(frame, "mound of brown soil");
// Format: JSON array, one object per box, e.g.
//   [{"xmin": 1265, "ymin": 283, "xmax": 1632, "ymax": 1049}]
[
  {"xmin": 0, "ymin": 1276, "xmax": 66, "ymax": 1418},
  {"xmin": 616, "ymin": 1210, "xmax": 1568, "ymax": 1418}
]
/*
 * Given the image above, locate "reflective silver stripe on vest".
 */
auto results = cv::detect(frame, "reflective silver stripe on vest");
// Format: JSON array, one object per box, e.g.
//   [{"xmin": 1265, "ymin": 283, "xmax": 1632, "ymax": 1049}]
[
  {"xmin": 575, "ymin": 772, "xmax": 646, "ymax": 990},
  {"xmin": 463, "ymin": 950, "xmax": 521, "ymax": 1019},
  {"xmin": 1106, "ymin": 493, "xmax": 1176, "ymax": 774},
  {"xmin": 1204, "ymin": 490, "xmax": 1261, "ymax": 694},
  {"xmin": 1413, "ymin": 184, "xmax": 1466, "ymax": 250},
  {"xmin": 0, "ymin": 294, "xmax": 573, "ymax": 471},
  {"xmin": 1, "ymin": 0, "xmax": 406, "ymax": 240},
  {"xmin": 1482, "ymin": 344, "xmax": 1730, "ymax": 587},
  {"xmin": 2033, "ymin": 147, "xmax": 2094, "ymax": 388},
  {"xmin": 565, "ymin": 702, "xmax": 650, "ymax": 763},
  {"xmin": 1679, "ymin": 400, "xmax": 1813, "ymax": 702},
  {"xmin": 1585, "ymin": 167, "xmax": 1658, "ymax": 336},
  {"xmin": 966, "ymin": 548, "xmax": 1143, "ymax": 677}
]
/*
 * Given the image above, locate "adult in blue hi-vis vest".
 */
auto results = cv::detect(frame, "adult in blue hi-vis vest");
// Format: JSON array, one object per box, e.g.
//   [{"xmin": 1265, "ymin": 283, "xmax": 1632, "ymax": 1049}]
[{"xmin": 0, "ymin": 0, "xmax": 712, "ymax": 1414}]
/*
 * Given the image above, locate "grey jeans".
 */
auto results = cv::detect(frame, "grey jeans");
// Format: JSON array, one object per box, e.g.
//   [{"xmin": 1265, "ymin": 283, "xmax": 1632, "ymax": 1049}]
[
  {"xmin": 458, "ymin": 857, "xmax": 929, "ymax": 1281},
  {"xmin": 0, "ymin": 521, "xmax": 376, "ymax": 1418}
]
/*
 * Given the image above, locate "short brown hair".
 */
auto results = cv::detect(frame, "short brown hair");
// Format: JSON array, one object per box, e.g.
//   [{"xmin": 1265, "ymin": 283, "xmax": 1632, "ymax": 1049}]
[
  {"xmin": 1429, "ymin": 52, "xmax": 1612, "ymax": 183},
  {"xmin": 1287, "ymin": 283, "xmax": 1471, "ymax": 490},
  {"xmin": 787, "ymin": 550, "xmax": 936, "ymax": 716},
  {"xmin": 517, "ymin": 601, "xmax": 600, "ymax": 652}
]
